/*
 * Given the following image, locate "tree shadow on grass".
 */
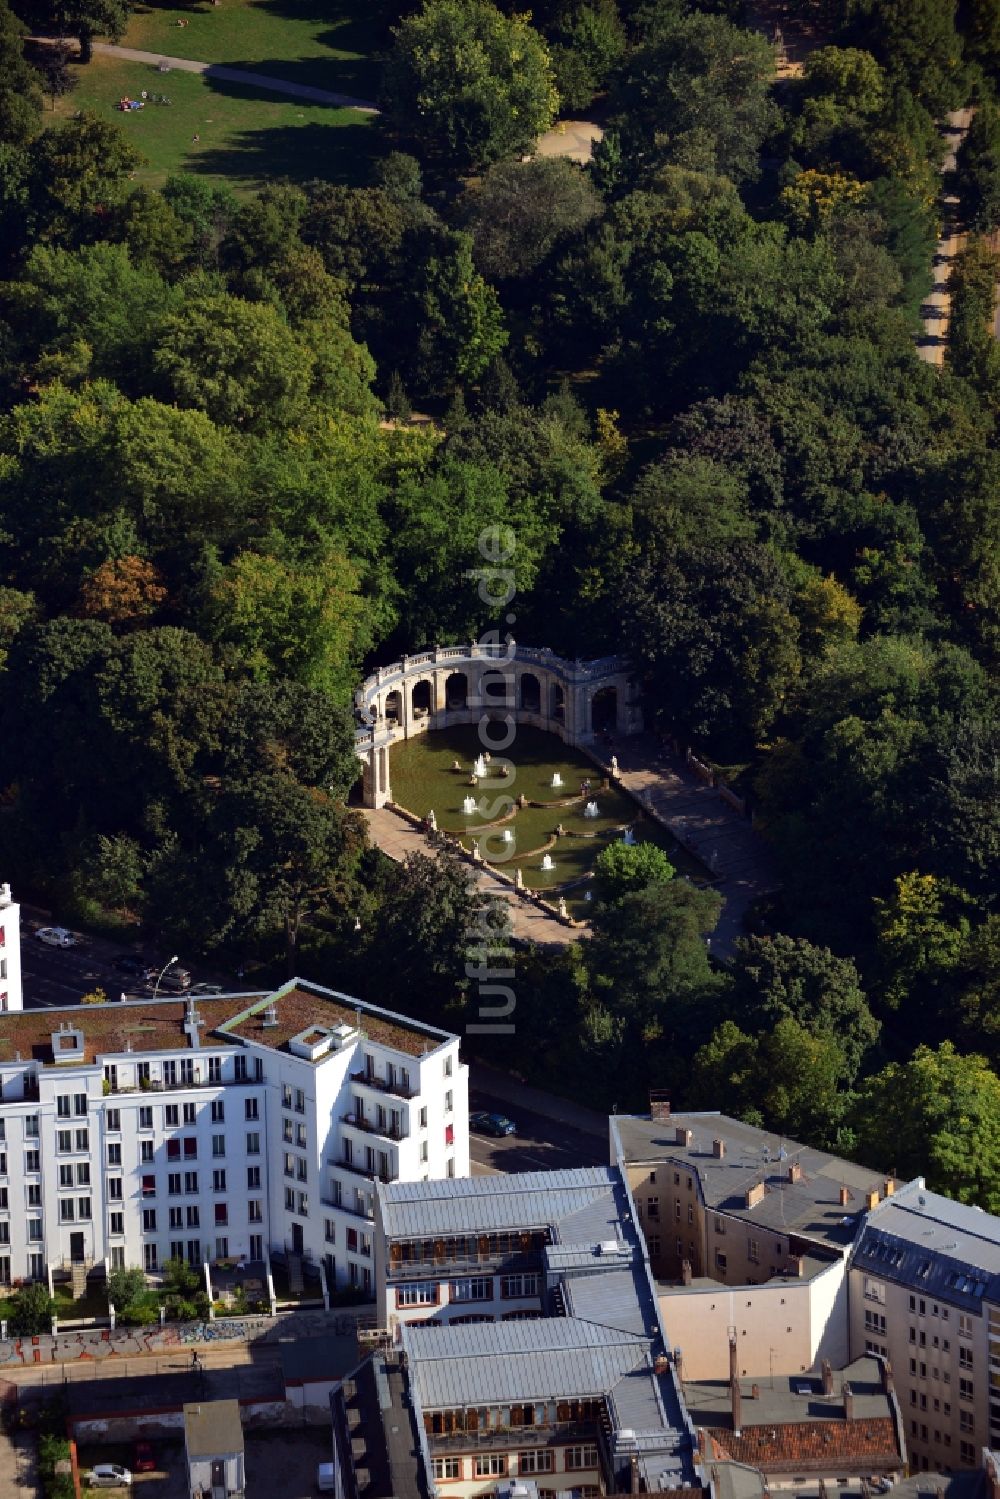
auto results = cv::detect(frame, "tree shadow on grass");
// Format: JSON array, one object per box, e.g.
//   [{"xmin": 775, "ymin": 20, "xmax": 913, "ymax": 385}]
[
  {"xmin": 188, "ymin": 117, "xmax": 382, "ymax": 186},
  {"xmin": 203, "ymin": 49, "xmax": 380, "ymax": 99}
]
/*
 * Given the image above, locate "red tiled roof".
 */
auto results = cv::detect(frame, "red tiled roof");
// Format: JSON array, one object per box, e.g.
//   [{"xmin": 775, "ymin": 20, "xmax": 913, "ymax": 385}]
[{"xmin": 705, "ymin": 1419, "xmax": 900, "ymax": 1471}]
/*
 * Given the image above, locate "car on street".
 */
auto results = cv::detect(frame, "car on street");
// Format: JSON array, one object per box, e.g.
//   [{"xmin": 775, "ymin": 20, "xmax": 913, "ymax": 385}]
[
  {"xmin": 112, "ymin": 955, "xmax": 157, "ymax": 982},
  {"xmin": 189, "ymin": 982, "xmax": 223, "ymax": 996},
  {"xmin": 470, "ymin": 1111, "xmax": 517, "ymax": 1137},
  {"xmin": 155, "ymin": 963, "xmax": 192, "ymax": 993},
  {"xmin": 134, "ymin": 1441, "xmax": 156, "ymax": 1473},
  {"xmin": 87, "ymin": 1463, "xmax": 132, "ymax": 1487},
  {"xmin": 35, "ymin": 926, "xmax": 76, "ymax": 948}
]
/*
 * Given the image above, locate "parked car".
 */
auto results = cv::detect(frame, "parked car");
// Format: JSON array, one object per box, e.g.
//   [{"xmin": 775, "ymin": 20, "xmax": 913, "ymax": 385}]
[
  {"xmin": 134, "ymin": 1441, "xmax": 156, "ymax": 1473},
  {"xmin": 318, "ymin": 1463, "xmax": 336, "ymax": 1492},
  {"xmin": 112, "ymin": 955, "xmax": 157, "ymax": 982},
  {"xmin": 189, "ymin": 982, "xmax": 223, "ymax": 996},
  {"xmin": 35, "ymin": 926, "xmax": 76, "ymax": 948},
  {"xmin": 155, "ymin": 964, "xmax": 192, "ymax": 993},
  {"xmin": 470, "ymin": 1111, "xmax": 517, "ymax": 1137},
  {"xmin": 87, "ymin": 1463, "xmax": 132, "ymax": 1487}
]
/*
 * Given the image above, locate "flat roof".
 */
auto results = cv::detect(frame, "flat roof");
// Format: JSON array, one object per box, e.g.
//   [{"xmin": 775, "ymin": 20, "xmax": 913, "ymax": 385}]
[
  {"xmin": 0, "ymin": 998, "xmax": 238, "ymax": 1066},
  {"xmin": 614, "ymin": 1113, "xmax": 889, "ymax": 1249},
  {"xmin": 379, "ymin": 1166, "xmax": 625, "ymax": 1240},
  {"xmin": 184, "ymin": 1399, "xmax": 244, "ymax": 1458},
  {"xmin": 220, "ymin": 980, "xmax": 453, "ymax": 1061},
  {"xmin": 341, "ymin": 1353, "xmax": 429, "ymax": 1499},
  {"xmin": 0, "ymin": 979, "xmax": 457, "ymax": 1069},
  {"xmin": 280, "ymin": 1334, "xmax": 359, "ymax": 1385},
  {"xmin": 684, "ymin": 1357, "xmax": 892, "ymax": 1430}
]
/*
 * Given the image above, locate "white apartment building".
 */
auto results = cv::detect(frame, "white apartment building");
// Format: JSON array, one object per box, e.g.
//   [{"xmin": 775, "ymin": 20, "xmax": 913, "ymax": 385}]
[
  {"xmin": 0, "ymin": 967, "xmax": 468, "ymax": 1296},
  {"xmin": 0, "ymin": 883, "xmax": 23, "ymax": 1014}
]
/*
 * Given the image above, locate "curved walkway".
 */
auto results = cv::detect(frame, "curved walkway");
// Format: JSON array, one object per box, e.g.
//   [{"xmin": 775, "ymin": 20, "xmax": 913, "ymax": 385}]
[
  {"xmin": 89, "ymin": 41, "xmax": 379, "ymax": 111},
  {"xmin": 363, "ymin": 808, "xmax": 585, "ymax": 947}
]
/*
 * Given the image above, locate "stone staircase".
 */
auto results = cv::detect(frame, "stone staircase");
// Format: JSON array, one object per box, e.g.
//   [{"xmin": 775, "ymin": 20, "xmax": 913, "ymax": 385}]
[
  {"xmin": 69, "ymin": 1261, "xmax": 89, "ymax": 1299},
  {"xmin": 287, "ymin": 1253, "xmax": 304, "ymax": 1296}
]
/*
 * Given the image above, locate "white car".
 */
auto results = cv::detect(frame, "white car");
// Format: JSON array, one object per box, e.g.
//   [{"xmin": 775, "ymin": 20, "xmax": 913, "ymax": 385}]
[
  {"xmin": 87, "ymin": 1463, "xmax": 132, "ymax": 1487},
  {"xmin": 35, "ymin": 926, "xmax": 77, "ymax": 948}
]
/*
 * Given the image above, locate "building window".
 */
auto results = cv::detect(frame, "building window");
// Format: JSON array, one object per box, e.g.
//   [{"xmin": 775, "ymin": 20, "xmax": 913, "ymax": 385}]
[
  {"xmin": 748, "ymin": 1238, "xmax": 759, "ymax": 1264},
  {"xmin": 444, "ymin": 1090, "xmax": 453, "ymax": 1114},
  {"xmin": 865, "ymin": 1310, "xmax": 887, "ymax": 1335},
  {"xmin": 106, "ymin": 1109, "xmax": 120, "ymax": 1132},
  {"xmin": 961, "ymin": 1442, "xmax": 976, "ymax": 1465},
  {"xmin": 419, "ymin": 1107, "xmax": 428, "ymax": 1129},
  {"xmin": 452, "ymin": 1277, "xmax": 491, "ymax": 1302},
  {"xmin": 283, "ymin": 1119, "xmax": 293, "ymax": 1144},
  {"xmin": 960, "ymin": 1378, "xmax": 974, "ymax": 1402},
  {"xmin": 433, "ymin": 1459, "xmax": 460, "ymax": 1481},
  {"xmin": 246, "ymin": 1133, "xmax": 260, "ymax": 1155},
  {"xmin": 59, "ymin": 1199, "xmax": 75, "ymax": 1223},
  {"xmin": 26, "ymin": 1218, "xmax": 42, "ymax": 1241},
  {"xmin": 57, "ymin": 1095, "xmax": 70, "ymax": 1119},
  {"xmin": 397, "ymin": 1282, "xmax": 438, "ymax": 1306},
  {"xmin": 110, "ymin": 1248, "xmax": 124, "ymax": 1269},
  {"xmin": 144, "ymin": 1244, "xmax": 158, "ymax": 1273},
  {"xmin": 285, "ymin": 1187, "xmax": 295, "ymax": 1211},
  {"xmin": 183, "ymin": 1103, "xmax": 196, "ymax": 1125},
  {"xmin": 212, "ymin": 1135, "xmax": 225, "ymax": 1158},
  {"xmin": 247, "ymin": 1167, "xmax": 260, "ymax": 1190},
  {"xmin": 565, "ymin": 1448, "xmax": 598, "ymax": 1471},
  {"xmin": 211, "ymin": 1101, "xmax": 224, "ymax": 1122},
  {"xmin": 501, "ymin": 1274, "xmax": 539, "ymax": 1299},
  {"xmin": 959, "ymin": 1347, "xmax": 973, "ymax": 1370},
  {"xmin": 108, "ymin": 1178, "xmax": 122, "ymax": 1201},
  {"xmin": 248, "ymin": 1201, "xmax": 263, "ymax": 1223},
  {"xmin": 25, "ymin": 1151, "xmax": 40, "ymax": 1173},
  {"xmin": 325, "ymin": 1220, "xmax": 336, "ymax": 1244},
  {"xmin": 109, "ymin": 1212, "xmax": 124, "ymax": 1236},
  {"xmin": 474, "ymin": 1457, "xmax": 505, "ymax": 1478},
  {"xmin": 184, "ymin": 1171, "xmax": 198, "ymax": 1194},
  {"xmin": 215, "ymin": 1204, "xmax": 228, "ymax": 1226},
  {"xmin": 960, "ymin": 1410, "xmax": 975, "ymax": 1434},
  {"xmin": 59, "ymin": 1164, "xmax": 73, "ymax": 1187},
  {"xmin": 297, "ymin": 1192, "xmax": 308, "ymax": 1217},
  {"xmin": 245, "ymin": 1099, "xmax": 259, "ymax": 1121},
  {"xmin": 140, "ymin": 1141, "xmax": 154, "ymax": 1163},
  {"xmin": 519, "ymin": 1453, "xmax": 554, "ymax": 1474},
  {"xmin": 143, "ymin": 1209, "xmax": 157, "ymax": 1232},
  {"xmin": 170, "ymin": 1208, "xmax": 183, "ymax": 1229},
  {"xmin": 57, "ymin": 1131, "xmax": 71, "ymax": 1154},
  {"xmin": 294, "ymin": 1089, "xmax": 305, "ymax": 1114},
  {"xmin": 74, "ymin": 1093, "xmax": 87, "ymax": 1116},
  {"xmin": 715, "ymin": 1251, "xmax": 727, "ymax": 1272},
  {"xmin": 213, "ymin": 1170, "xmax": 226, "ymax": 1192},
  {"xmin": 165, "ymin": 1105, "xmax": 179, "ymax": 1127},
  {"xmin": 139, "ymin": 1106, "xmax": 153, "ymax": 1130},
  {"xmin": 959, "ymin": 1313, "xmax": 973, "ymax": 1339}
]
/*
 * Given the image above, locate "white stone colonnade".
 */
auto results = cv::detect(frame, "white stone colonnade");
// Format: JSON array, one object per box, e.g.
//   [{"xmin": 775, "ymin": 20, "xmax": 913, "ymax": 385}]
[{"xmin": 354, "ymin": 644, "xmax": 643, "ymax": 809}]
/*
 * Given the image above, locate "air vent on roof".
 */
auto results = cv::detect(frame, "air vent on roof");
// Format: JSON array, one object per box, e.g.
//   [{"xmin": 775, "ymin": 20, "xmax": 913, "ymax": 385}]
[
  {"xmin": 598, "ymin": 1239, "xmax": 626, "ymax": 1256},
  {"xmin": 262, "ymin": 1004, "xmax": 279, "ymax": 1028}
]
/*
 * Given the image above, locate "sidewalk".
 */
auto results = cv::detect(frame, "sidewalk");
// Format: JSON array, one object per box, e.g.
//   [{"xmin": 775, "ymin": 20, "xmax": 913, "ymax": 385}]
[{"xmin": 363, "ymin": 809, "xmax": 585, "ymax": 947}]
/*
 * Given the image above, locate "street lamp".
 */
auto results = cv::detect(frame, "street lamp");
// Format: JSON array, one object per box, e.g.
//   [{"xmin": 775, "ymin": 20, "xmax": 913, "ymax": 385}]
[{"xmin": 152, "ymin": 955, "xmax": 179, "ymax": 1002}]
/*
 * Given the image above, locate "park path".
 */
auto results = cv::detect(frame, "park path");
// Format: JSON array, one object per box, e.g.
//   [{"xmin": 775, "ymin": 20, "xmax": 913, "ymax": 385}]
[
  {"xmin": 365, "ymin": 736, "xmax": 777, "ymax": 959},
  {"xmin": 363, "ymin": 808, "xmax": 585, "ymax": 947},
  {"xmin": 610, "ymin": 733, "xmax": 778, "ymax": 958},
  {"xmin": 87, "ymin": 41, "xmax": 379, "ymax": 111},
  {"xmin": 918, "ymin": 106, "xmax": 974, "ymax": 365}
]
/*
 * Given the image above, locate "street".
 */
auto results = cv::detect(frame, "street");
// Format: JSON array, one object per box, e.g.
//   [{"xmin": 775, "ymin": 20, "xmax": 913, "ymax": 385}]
[
  {"xmin": 18, "ymin": 909, "xmax": 232, "ymax": 1010},
  {"xmin": 467, "ymin": 1082, "xmax": 606, "ymax": 1175}
]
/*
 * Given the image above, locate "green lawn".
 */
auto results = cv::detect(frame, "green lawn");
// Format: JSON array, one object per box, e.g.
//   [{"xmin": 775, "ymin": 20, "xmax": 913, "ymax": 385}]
[
  {"xmin": 390, "ymin": 726, "xmax": 711, "ymax": 911},
  {"xmin": 57, "ymin": 53, "xmax": 378, "ymax": 190},
  {"xmin": 125, "ymin": 0, "xmax": 381, "ymax": 99}
]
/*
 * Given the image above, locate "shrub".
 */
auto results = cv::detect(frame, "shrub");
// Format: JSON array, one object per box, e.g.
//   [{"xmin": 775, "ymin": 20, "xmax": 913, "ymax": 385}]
[{"xmin": 9, "ymin": 1281, "xmax": 56, "ymax": 1334}]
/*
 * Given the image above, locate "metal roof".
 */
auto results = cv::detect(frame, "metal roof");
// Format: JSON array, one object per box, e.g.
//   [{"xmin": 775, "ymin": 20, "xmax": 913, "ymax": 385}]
[
  {"xmin": 563, "ymin": 1266, "xmax": 655, "ymax": 1338},
  {"xmin": 854, "ymin": 1188, "xmax": 1000, "ymax": 1307},
  {"xmin": 401, "ymin": 1317, "xmax": 650, "ymax": 1409},
  {"xmin": 379, "ymin": 1167, "xmax": 621, "ymax": 1240},
  {"xmin": 613, "ymin": 1114, "xmax": 886, "ymax": 1249}
]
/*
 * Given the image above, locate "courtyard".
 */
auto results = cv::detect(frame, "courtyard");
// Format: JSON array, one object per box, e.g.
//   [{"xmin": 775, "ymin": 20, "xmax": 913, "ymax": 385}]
[
  {"xmin": 388, "ymin": 724, "xmax": 709, "ymax": 907},
  {"xmin": 77, "ymin": 1428, "xmax": 331, "ymax": 1497}
]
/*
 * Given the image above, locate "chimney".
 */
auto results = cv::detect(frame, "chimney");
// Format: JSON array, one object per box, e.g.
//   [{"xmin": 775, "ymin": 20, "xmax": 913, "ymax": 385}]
[
  {"xmin": 730, "ymin": 1373, "xmax": 742, "ymax": 1436},
  {"xmin": 843, "ymin": 1382, "xmax": 854, "ymax": 1421},
  {"xmin": 729, "ymin": 1336, "xmax": 739, "ymax": 1384},
  {"xmin": 650, "ymin": 1092, "xmax": 671, "ymax": 1123},
  {"xmin": 676, "ymin": 1126, "xmax": 693, "ymax": 1147},
  {"xmin": 788, "ymin": 1162, "xmax": 802, "ymax": 1184},
  {"xmin": 884, "ymin": 1179, "xmax": 895, "ymax": 1197},
  {"xmin": 654, "ymin": 1355, "xmax": 669, "ymax": 1376},
  {"xmin": 713, "ymin": 1138, "xmax": 725, "ymax": 1159},
  {"xmin": 745, "ymin": 1182, "xmax": 765, "ymax": 1209},
  {"xmin": 788, "ymin": 1255, "xmax": 805, "ymax": 1278},
  {"xmin": 0, "ymin": 883, "xmax": 10, "ymax": 905},
  {"xmin": 839, "ymin": 1186, "xmax": 850, "ymax": 1207},
  {"xmin": 681, "ymin": 1259, "xmax": 693, "ymax": 1286},
  {"xmin": 865, "ymin": 1189, "xmax": 880, "ymax": 1211},
  {"xmin": 674, "ymin": 1347, "xmax": 684, "ymax": 1384},
  {"xmin": 631, "ymin": 1455, "xmax": 640, "ymax": 1495},
  {"xmin": 751, "ymin": 1384, "xmax": 760, "ymax": 1400},
  {"xmin": 881, "ymin": 1359, "xmax": 894, "ymax": 1396},
  {"xmin": 819, "ymin": 1481, "xmax": 828, "ymax": 1499},
  {"xmin": 821, "ymin": 1360, "xmax": 833, "ymax": 1397}
]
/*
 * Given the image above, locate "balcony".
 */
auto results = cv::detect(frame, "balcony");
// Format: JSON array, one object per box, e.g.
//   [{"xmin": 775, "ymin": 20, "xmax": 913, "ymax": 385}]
[
  {"xmin": 389, "ymin": 1250, "xmax": 539, "ymax": 1279},
  {"xmin": 336, "ymin": 1158, "xmax": 396, "ymax": 1185},
  {"xmin": 429, "ymin": 1421, "xmax": 595, "ymax": 1452},
  {"xmin": 350, "ymin": 1070, "xmax": 415, "ymax": 1102},
  {"xmin": 342, "ymin": 1112, "xmax": 407, "ymax": 1143},
  {"xmin": 108, "ymin": 1073, "xmax": 258, "ymax": 1095},
  {"xmin": 321, "ymin": 1196, "xmax": 374, "ymax": 1221}
]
